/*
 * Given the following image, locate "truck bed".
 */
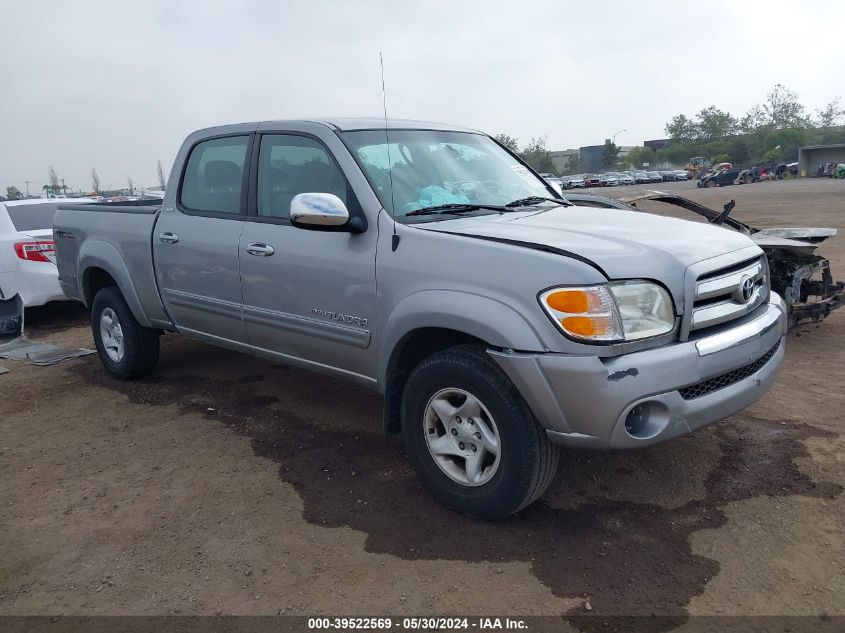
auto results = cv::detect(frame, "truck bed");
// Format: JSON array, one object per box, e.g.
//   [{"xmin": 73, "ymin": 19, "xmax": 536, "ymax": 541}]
[{"xmin": 53, "ymin": 201, "xmax": 172, "ymax": 329}]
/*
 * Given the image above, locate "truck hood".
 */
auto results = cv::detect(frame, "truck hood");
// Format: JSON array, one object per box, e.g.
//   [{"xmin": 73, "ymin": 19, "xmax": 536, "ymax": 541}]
[{"xmin": 417, "ymin": 205, "xmax": 758, "ymax": 304}]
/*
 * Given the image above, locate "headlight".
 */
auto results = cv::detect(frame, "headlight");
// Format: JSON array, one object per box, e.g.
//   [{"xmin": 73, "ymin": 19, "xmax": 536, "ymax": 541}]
[
  {"xmin": 540, "ymin": 281, "xmax": 675, "ymax": 343},
  {"xmin": 608, "ymin": 281, "xmax": 675, "ymax": 340}
]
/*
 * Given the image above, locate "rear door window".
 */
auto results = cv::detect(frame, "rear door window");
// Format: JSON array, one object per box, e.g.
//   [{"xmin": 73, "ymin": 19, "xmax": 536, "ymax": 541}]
[{"xmin": 180, "ymin": 136, "xmax": 249, "ymax": 214}]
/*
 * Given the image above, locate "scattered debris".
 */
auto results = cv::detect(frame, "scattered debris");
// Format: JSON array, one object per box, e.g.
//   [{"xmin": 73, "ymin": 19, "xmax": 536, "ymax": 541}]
[{"xmin": 0, "ymin": 336, "xmax": 95, "ymax": 366}]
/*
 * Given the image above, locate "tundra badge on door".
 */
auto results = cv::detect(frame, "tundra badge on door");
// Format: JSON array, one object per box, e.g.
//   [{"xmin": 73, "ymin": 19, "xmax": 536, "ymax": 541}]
[{"xmin": 311, "ymin": 308, "xmax": 368, "ymax": 328}]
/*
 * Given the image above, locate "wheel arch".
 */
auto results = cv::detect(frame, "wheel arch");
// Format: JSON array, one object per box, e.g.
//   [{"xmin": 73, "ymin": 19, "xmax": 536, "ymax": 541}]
[
  {"xmin": 79, "ymin": 241, "xmax": 152, "ymax": 327},
  {"xmin": 379, "ymin": 291, "xmax": 547, "ymax": 435}
]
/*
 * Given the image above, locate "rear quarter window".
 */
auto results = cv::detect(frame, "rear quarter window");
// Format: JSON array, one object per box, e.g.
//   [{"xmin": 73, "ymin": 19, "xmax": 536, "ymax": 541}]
[{"xmin": 5, "ymin": 203, "xmax": 61, "ymax": 232}]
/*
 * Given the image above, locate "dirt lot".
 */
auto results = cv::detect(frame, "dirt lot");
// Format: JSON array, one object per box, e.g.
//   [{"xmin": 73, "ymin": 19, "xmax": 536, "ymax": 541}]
[{"xmin": 1, "ymin": 178, "xmax": 843, "ymax": 629}]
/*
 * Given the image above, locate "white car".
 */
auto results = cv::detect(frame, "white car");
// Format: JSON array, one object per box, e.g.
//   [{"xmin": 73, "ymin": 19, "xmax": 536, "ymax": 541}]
[{"xmin": 1, "ymin": 198, "xmax": 96, "ymax": 309}]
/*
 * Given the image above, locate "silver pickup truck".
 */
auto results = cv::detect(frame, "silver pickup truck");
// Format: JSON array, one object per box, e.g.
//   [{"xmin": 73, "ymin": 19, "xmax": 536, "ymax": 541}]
[{"xmin": 54, "ymin": 119, "xmax": 787, "ymax": 518}]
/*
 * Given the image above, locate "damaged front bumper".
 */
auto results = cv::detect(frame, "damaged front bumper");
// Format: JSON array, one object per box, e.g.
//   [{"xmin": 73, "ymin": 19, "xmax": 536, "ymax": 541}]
[
  {"xmin": 770, "ymin": 252, "xmax": 845, "ymax": 327},
  {"xmin": 791, "ymin": 287, "xmax": 845, "ymax": 325},
  {"xmin": 0, "ymin": 294, "xmax": 23, "ymax": 341},
  {"xmin": 491, "ymin": 294, "xmax": 787, "ymax": 451}
]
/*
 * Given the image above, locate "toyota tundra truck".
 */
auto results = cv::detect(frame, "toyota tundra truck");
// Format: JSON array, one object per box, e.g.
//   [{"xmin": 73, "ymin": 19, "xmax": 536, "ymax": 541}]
[{"xmin": 54, "ymin": 119, "xmax": 786, "ymax": 519}]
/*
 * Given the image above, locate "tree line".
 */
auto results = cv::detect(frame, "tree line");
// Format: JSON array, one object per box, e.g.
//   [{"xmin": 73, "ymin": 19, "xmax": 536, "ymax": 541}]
[
  {"xmin": 493, "ymin": 134, "xmax": 582, "ymax": 175},
  {"xmin": 625, "ymin": 84, "xmax": 845, "ymax": 169},
  {"xmin": 2, "ymin": 161, "xmax": 169, "ymax": 201},
  {"xmin": 492, "ymin": 84, "xmax": 844, "ymax": 175}
]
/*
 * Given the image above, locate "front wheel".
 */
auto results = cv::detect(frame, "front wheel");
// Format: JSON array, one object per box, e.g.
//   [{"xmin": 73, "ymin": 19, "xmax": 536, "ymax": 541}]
[
  {"xmin": 400, "ymin": 346, "xmax": 559, "ymax": 519},
  {"xmin": 91, "ymin": 286, "xmax": 159, "ymax": 380}
]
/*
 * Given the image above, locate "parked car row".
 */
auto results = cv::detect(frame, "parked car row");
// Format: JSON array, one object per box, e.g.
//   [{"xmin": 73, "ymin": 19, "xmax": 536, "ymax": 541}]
[{"xmin": 559, "ymin": 169, "xmax": 690, "ymax": 188}]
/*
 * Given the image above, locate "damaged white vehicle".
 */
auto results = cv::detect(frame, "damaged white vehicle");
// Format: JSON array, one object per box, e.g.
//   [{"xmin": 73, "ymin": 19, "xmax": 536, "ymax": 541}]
[
  {"xmin": 565, "ymin": 191, "xmax": 845, "ymax": 328},
  {"xmin": 0, "ymin": 198, "xmax": 95, "ymax": 339}
]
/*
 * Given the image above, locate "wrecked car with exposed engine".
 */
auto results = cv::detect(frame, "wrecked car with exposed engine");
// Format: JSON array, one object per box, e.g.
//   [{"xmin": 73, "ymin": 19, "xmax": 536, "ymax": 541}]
[{"xmin": 565, "ymin": 191, "xmax": 845, "ymax": 328}]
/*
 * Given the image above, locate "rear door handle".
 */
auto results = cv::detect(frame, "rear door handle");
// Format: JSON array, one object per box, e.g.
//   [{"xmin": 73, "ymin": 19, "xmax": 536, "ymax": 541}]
[
  {"xmin": 245, "ymin": 242, "xmax": 275, "ymax": 256},
  {"xmin": 159, "ymin": 232, "xmax": 179, "ymax": 244}
]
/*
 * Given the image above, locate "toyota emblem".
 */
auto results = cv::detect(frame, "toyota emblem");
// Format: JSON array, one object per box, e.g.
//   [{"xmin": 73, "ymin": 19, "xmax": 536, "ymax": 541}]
[{"xmin": 738, "ymin": 275, "xmax": 754, "ymax": 303}]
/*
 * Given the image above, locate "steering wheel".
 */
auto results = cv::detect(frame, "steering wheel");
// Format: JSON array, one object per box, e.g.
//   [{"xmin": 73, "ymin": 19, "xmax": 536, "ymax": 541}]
[{"xmin": 398, "ymin": 143, "xmax": 414, "ymax": 164}]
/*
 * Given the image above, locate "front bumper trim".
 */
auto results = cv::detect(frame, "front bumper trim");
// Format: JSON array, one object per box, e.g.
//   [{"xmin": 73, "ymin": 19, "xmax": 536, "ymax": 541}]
[{"xmin": 695, "ymin": 303, "xmax": 782, "ymax": 356}]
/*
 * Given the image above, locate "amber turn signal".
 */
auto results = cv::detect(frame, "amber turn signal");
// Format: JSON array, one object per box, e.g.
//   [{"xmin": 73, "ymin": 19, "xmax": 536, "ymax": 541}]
[
  {"xmin": 561, "ymin": 315, "xmax": 610, "ymax": 336},
  {"xmin": 545, "ymin": 290, "xmax": 589, "ymax": 314}
]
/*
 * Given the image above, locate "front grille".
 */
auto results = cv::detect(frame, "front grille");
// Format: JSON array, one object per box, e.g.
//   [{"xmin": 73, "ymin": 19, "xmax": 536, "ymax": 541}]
[
  {"xmin": 678, "ymin": 340, "xmax": 782, "ymax": 400},
  {"xmin": 689, "ymin": 256, "xmax": 768, "ymax": 332}
]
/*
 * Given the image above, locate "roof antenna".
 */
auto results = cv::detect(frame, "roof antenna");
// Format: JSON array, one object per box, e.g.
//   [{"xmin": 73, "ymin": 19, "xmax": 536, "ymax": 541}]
[{"xmin": 381, "ymin": 52, "xmax": 400, "ymax": 252}]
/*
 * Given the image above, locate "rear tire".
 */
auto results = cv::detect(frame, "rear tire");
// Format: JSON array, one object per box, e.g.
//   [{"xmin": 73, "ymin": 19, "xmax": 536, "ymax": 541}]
[
  {"xmin": 400, "ymin": 345, "xmax": 559, "ymax": 519},
  {"xmin": 90, "ymin": 286, "xmax": 159, "ymax": 380}
]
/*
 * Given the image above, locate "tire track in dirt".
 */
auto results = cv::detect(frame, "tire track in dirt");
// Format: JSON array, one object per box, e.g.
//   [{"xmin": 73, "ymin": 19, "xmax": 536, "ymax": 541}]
[{"xmin": 77, "ymin": 362, "xmax": 841, "ymax": 632}]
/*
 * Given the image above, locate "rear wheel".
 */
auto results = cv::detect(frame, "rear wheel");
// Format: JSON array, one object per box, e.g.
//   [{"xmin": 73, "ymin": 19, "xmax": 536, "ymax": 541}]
[
  {"xmin": 401, "ymin": 346, "xmax": 559, "ymax": 519},
  {"xmin": 91, "ymin": 287, "xmax": 159, "ymax": 380}
]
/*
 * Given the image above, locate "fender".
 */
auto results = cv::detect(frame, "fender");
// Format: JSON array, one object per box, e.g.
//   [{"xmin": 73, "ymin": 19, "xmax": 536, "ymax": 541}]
[
  {"xmin": 78, "ymin": 240, "xmax": 153, "ymax": 328},
  {"xmin": 378, "ymin": 289, "xmax": 547, "ymax": 388}
]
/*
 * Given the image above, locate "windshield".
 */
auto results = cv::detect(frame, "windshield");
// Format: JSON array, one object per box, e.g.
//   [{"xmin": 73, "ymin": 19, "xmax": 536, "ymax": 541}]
[{"xmin": 341, "ymin": 129, "xmax": 554, "ymax": 219}]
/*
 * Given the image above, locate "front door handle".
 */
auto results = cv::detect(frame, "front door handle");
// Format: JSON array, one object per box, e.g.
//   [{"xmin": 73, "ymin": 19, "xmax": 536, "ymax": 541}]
[
  {"xmin": 159, "ymin": 232, "xmax": 179, "ymax": 244},
  {"xmin": 245, "ymin": 242, "xmax": 275, "ymax": 256}
]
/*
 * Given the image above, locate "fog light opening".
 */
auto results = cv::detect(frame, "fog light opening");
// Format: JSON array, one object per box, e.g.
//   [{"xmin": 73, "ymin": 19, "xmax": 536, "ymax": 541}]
[
  {"xmin": 625, "ymin": 404, "xmax": 649, "ymax": 436},
  {"xmin": 623, "ymin": 400, "xmax": 670, "ymax": 440}
]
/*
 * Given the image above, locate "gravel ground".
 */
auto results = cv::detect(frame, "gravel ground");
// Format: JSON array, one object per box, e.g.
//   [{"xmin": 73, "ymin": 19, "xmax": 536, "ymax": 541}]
[{"xmin": 1, "ymin": 177, "xmax": 843, "ymax": 630}]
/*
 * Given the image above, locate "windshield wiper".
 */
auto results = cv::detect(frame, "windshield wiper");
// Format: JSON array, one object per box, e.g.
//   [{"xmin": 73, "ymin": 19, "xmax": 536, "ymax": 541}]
[
  {"xmin": 404, "ymin": 203, "xmax": 508, "ymax": 217},
  {"xmin": 505, "ymin": 196, "xmax": 572, "ymax": 208},
  {"xmin": 404, "ymin": 197, "xmax": 569, "ymax": 218}
]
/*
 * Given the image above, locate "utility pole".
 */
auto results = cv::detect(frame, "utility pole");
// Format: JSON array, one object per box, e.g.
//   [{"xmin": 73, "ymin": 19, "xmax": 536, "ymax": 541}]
[
  {"xmin": 61, "ymin": 179, "xmax": 67, "ymax": 197},
  {"xmin": 25, "ymin": 181, "xmax": 31, "ymax": 197}
]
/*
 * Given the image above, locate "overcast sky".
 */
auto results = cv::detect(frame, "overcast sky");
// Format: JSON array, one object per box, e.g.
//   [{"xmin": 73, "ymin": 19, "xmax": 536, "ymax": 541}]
[{"xmin": 2, "ymin": 0, "xmax": 843, "ymax": 193}]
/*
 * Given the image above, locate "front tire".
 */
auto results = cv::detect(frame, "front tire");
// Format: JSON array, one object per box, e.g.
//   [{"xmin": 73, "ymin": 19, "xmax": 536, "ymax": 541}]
[
  {"xmin": 400, "ymin": 346, "xmax": 559, "ymax": 519},
  {"xmin": 90, "ymin": 286, "xmax": 159, "ymax": 380}
]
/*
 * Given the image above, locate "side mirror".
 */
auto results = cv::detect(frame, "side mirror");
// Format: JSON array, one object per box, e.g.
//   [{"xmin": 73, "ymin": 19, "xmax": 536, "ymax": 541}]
[{"xmin": 290, "ymin": 193, "xmax": 365, "ymax": 233}]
